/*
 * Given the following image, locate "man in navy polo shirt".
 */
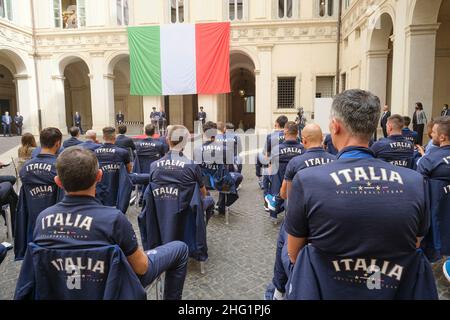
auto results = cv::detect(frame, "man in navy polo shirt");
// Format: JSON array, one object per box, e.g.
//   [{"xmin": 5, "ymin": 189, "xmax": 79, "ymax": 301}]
[
  {"xmin": 323, "ymin": 133, "xmax": 338, "ymax": 155},
  {"xmin": 216, "ymin": 122, "xmax": 243, "ymax": 174},
  {"xmin": 95, "ymin": 127, "xmax": 132, "ymax": 173},
  {"xmin": 63, "ymin": 127, "xmax": 83, "ymax": 149},
  {"xmin": 280, "ymin": 123, "xmax": 335, "ymax": 200},
  {"xmin": 150, "ymin": 125, "xmax": 215, "ymax": 222},
  {"xmin": 15, "ymin": 127, "xmax": 64, "ymax": 259},
  {"xmin": 27, "ymin": 147, "xmax": 188, "ymax": 299},
  {"xmin": 264, "ymin": 122, "xmax": 304, "ymax": 222},
  {"xmin": 416, "ymin": 116, "xmax": 450, "ymax": 281},
  {"xmin": 79, "ymin": 130, "xmax": 101, "ymax": 152},
  {"xmin": 402, "ymin": 116, "xmax": 419, "ymax": 145},
  {"xmin": 256, "ymin": 116, "xmax": 288, "ymax": 203},
  {"xmin": 134, "ymin": 124, "xmax": 166, "ymax": 173},
  {"xmin": 266, "ymin": 123, "xmax": 335, "ymax": 300},
  {"xmin": 285, "ymin": 90, "xmax": 430, "ymax": 299},
  {"xmin": 371, "ymin": 114, "xmax": 415, "ymax": 168}
]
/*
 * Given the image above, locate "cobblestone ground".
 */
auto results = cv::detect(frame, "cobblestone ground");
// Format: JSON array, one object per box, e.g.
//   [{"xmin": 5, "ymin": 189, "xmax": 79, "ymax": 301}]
[{"xmin": 0, "ymin": 139, "xmax": 448, "ymax": 299}]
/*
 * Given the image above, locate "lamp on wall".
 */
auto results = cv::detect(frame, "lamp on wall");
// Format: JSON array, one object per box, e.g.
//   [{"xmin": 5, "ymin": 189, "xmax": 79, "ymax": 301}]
[{"xmin": 238, "ymin": 68, "xmax": 246, "ymax": 97}]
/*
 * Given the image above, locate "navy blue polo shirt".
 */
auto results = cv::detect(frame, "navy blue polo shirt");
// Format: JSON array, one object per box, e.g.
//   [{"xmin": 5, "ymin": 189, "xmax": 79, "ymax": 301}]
[
  {"xmin": 402, "ymin": 128, "xmax": 419, "ymax": 145},
  {"xmin": 79, "ymin": 140, "xmax": 102, "ymax": 152},
  {"xmin": 324, "ymin": 134, "xmax": 338, "ymax": 155},
  {"xmin": 33, "ymin": 195, "xmax": 138, "ymax": 256},
  {"xmin": 371, "ymin": 134, "xmax": 415, "ymax": 168},
  {"xmin": 284, "ymin": 147, "xmax": 336, "ymax": 181},
  {"xmin": 270, "ymin": 140, "xmax": 304, "ymax": 165},
  {"xmin": 95, "ymin": 143, "xmax": 130, "ymax": 165},
  {"xmin": 417, "ymin": 145, "xmax": 450, "ymax": 179},
  {"xmin": 20, "ymin": 153, "xmax": 58, "ymax": 185},
  {"xmin": 135, "ymin": 137, "xmax": 166, "ymax": 161},
  {"xmin": 285, "ymin": 146, "xmax": 429, "ymax": 258},
  {"xmin": 216, "ymin": 132, "xmax": 242, "ymax": 157},
  {"xmin": 150, "ymin": 151, "xmax": 204, "ymax": 188},
  {"xmin": 63, "ymin": 137, "xmax": 83, "ymax": 149},
  {"xmin": 264, "ymin": 131, "xmax": 285, "ymax": 156}
]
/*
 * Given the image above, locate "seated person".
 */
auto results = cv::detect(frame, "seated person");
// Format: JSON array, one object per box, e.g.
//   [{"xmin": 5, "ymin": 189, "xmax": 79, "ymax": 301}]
[
  {"xmin": 115, "ymin": 125, "xmax": 136, "ymax": 157},
  {"xmin": 151, "ymin": 125, "xmax": 215, "ymax": 223},
  {"xmin": 79, "ymin": 130, "xmax": 102, "ymax": 152},
  {"xmin": 134, "ymin": 124, "xmax": 166, "ymax": 173},
  {"xmin": 402, "ymin": 116, "xmax": 419, "ymax": 145},
  {"xmin": 216, "ymin": 122, "xmax": 243, "ymax": 174},
  {"xmin": 323, "ymin": 133, "xmax": 338, "ymax": 155},
  {"xmin": 371, "ymin": 114, "xmax": 415, "ymax": 168},
  {"xmin": 18, "ymin": 133, "xmax": 37, "ymax": 173},
  {"xmin": 266, "ymin": 124, "xmax": 335, "ymax": 300},
  {"xmin": 95, "ymin": 127, "xmax": 132, "ymax": 173},
  {"xmin": 198, "ymin": 122, "xmax": 242, "ymax": 216},
  {"xmin": 63, "ymin": 127, "xmax": 83, "ymax": 149},
  {"xmin": 264, "ymin": 122, "xmax": 304, "ymax": 222},
  {"xmin": 22, "ymin": 147, "xmax": 189, "ymax": 300}
]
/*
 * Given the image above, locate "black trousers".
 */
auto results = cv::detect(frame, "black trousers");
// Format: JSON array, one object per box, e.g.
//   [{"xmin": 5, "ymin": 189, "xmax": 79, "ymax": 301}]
[
  {"xmin": 0, "ymin": 182, "xmax": 18, "ymax": 230},
  {"xmin": 2, "ymin": 124, "xmax": 11, "ymax": 136},
  {"xmin": 382, "ymin": 125, "xmax": 388, "ymax": 138},
  {"xmin": 417, "ymin": 124, "xmax": 425, "ymax": 146},
  {"xmin": 16, "ymin": 125, "xmax": 22, "ymax": 136}
]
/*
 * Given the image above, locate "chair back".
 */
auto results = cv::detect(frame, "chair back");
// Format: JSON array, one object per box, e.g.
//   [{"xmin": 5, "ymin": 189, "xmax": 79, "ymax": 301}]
[{"xmin": 14, "ymin": 243, "xmax": 146, "ymax": 300}]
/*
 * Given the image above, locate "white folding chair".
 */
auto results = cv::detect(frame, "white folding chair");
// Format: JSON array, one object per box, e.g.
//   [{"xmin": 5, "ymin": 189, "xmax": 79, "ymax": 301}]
[{"xmin": 3, "ymin": 204, "xmax": 12, "ymax": 242}]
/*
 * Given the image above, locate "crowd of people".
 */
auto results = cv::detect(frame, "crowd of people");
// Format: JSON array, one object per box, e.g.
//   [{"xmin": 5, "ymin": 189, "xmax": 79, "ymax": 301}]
[{"xmin": 0, "ymin": 88, "xmax": 449, "ymax": 300}]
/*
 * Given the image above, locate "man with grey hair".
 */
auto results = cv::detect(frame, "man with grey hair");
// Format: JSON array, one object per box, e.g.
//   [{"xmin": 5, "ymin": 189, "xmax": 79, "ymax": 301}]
[
  {"xmin": 285, "ymin": 89, "xmax": 433, "ymax": 299},
  {"xmin": 79, "ymin": 129, "xmax": 101, "ymax": 152}
]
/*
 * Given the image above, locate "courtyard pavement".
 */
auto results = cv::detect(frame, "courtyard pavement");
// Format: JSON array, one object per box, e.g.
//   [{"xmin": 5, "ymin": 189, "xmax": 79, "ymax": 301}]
[{"xmin": 0, "ymin": 138, "xmax": 448, "ymax": 300}]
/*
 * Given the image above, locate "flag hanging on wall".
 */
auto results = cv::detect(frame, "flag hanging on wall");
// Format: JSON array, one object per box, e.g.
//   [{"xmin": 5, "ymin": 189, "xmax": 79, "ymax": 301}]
[{"xmin": 128, "ymin": 22, "xmax": 230, "ymax": 96}]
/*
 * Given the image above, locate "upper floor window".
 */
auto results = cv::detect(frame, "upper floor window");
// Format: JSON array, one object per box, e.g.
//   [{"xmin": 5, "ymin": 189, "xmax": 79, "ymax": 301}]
[
  {"xmin": 0, "ymin": 0, "xmax": 12, "ymax": 21},
  {"xmin": 229, "ymin": 0, "xmax": 243, "ymax": 21},
  {"xmin": 278, "ymin": 0, "xmax": 292, "ymax": 19},
  {"xmin": 318, "ymin": 0, "xmax": 334, "ymax": 17},
  {"xmin": 344, "ymin": 0, "xmax": 351, "ymax": 10},
  {"xmin": 117, "ymin": 0, "xmax": 129, "ymax": 25},
  {"xmin": 170, "ymin": 0, "xmax": 184, "ymax": 23},
  {"xmin": 53, "ymin": 0, "xmax": 86, "ymax": 29},
  {"xmin": 277, "ymin": 77, "xmax": 296, "ymax": 109}
]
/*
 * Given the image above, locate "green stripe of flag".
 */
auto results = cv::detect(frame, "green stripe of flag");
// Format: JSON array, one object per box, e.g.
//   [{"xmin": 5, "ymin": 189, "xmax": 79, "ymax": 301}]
[{"xmin": 128, "ymin": 26, "xmax": 162, "ymax": 96}]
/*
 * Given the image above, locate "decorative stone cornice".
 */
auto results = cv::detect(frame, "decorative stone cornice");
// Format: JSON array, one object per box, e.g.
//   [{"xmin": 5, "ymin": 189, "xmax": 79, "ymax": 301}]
[
  {"xmin": 366, "ymin": 49, "xmax": 391, "ymax": 58},
  {"xmin": 103, "ymin": 73, "xmax": 116, "ymax": 80},
  {"xmin": 51, "ymin": 75, "xmax": 66, "ymax": 81},
  {"xmin": 257, "ymin": 44, "xmax": 274, "ymax": 52},
  {"xmin": 90, "ymin": 51, "xmax": 105, "ymax": 57},
  {"xmin": 405, "ymin": 24, "xmax": 441, "ymax": 37}
]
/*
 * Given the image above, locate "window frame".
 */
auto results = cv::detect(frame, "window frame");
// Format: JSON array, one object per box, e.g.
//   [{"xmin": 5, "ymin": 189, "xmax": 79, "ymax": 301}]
[
  {"xmin": 0, "ymin": 0, "xmax": 12, "ymax": 21},
  {"xmin": 277, "ymin": 76, "xmax": 297, "ymax": 110},
  {"xmin": 316, "ymin": 0, "xmax": 336, "ymax": 18},
  {"xmin": 116, "ymin": 0, "xmax": 129, "ymax": 26},
  {"xmin": 315, "ymin": 75, "xmax": 336, "ymax": 98},
  {"xmin": 170, "ymin": 0, "xmax": 186, "ymax": 24},
  {"xmin": 53, "ymin": 0, "xmax": 87, "ymax": 29},
  {"xmin": 273, "ymin": 0, "xmax": 299, "ymax": 20},
  {"xmin": 228, "ymin": 0, "xmax": 244, "ymax": 22}
]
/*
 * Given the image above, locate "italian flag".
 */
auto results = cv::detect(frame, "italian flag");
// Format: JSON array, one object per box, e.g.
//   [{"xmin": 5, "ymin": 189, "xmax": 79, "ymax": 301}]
[{"xmin": 128, "ymin": 23, "xmax": 230, "ymax": 96}]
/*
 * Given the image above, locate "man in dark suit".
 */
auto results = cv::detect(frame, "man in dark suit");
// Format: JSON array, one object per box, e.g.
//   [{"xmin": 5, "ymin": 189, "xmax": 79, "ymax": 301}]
[
  {"xmin": 197, "ymin": 106, "xmax": 207, "ymax": 125},
  {"xmin": 116, "ymin": 111, "xmax": 125, "ymax": 125},
  {"xmin": 442, "ymin": 104, "xmax": 450, "ymax": 117},
  {"xmin": 14, "ymin": 112, "xmax": 23, "ymax": 136},
  {"xmin": 380, "ymin": 105, "xmax": 391, "ymax": 138},
  {"xmin": 1, "ymin": 111, "xmax": 12, "ymax": 137},
  {"xmin": 74, "ymin": 111, "xmax": 83, "ymax": 135},
  {"xmin": 115, "ymin": 124, "xmax": 136, "ymax": 160},
  {"xmin": 63, "ymin": 127, "xmax": 83, "ymax": 148}
]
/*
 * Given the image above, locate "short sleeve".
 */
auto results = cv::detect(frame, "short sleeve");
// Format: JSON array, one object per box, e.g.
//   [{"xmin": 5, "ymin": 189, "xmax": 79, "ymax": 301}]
[
  {"xmin": 194, "ymin": 164, "xmax": 205, "ymax": 188},
  {"xmin": 113, "ymin": 213, "xmax": 139, "ymax": 256},
  {"xmin": 285, "ymin": 174, "xmax": 309, "ymax": 238},
  {"xmin": 284, "ymin": 160, "xmax": 296, "ymax": 181}
]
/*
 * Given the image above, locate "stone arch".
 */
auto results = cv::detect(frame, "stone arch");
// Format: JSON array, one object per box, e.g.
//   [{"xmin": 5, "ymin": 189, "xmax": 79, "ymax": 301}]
[
  {"xmin": 57, "ymin": 53, "xmax": 92, "ymax": 76},
  {"xmin": 0, "ymin": 48, "xmax": 28, "ymax": 75},
  {"xmin": 230, "ymin": 47, "xmax": 259, "ymax": 72},
  {"xmin": 409, "ymin": 0, "xmax": 443, "ymax": 25},
  {"xmin": 105, "ymin": 51, "xmax": 130, "ymax": 75}
]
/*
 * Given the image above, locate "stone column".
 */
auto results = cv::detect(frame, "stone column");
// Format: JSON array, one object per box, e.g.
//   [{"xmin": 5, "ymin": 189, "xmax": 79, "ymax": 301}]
[
  {"xmin": 366, "ymin": 49, "xmax": 390, "ymax": 108},
  {"xmin": 14, "ymin": 74, "xmax": 40, "ymax": 135},
  {"xmin": 89, "ymin": 52, "xmax": 115, "ymax": 132},
  {"xmin": 255, "ymin": 45, "xmax": 273, "ymax": 132},
  {"xmin": 50, "ymin": 74, "xmax": 68, "ymax": 130},
  {"xmin": 403, "ymin": 24, "xmax": 440, "ymax": 119}
]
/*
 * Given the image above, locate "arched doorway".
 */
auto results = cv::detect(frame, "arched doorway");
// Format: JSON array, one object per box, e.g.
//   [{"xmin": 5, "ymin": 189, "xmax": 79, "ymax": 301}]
[
  {"xmin": 113, "ymin": 56, "xmax": 144, "ymax": 134},
  {"xmin": 229, "ymin": 52, "xmax": 256, "ymax": 130},
  {"xmin": 367, "ymin": 12, "xmax": 394, "ymax": 109},
  {"xmin": 63, "ymin": 59, "xmax": 92, "ymax": 133},
  {"xmin": 0, "ymin": 64, "xmax": 17, "ymax": 129},
  {"xmin": 433, "ymin": 0, "xmax": 450, "ymax": 118}
]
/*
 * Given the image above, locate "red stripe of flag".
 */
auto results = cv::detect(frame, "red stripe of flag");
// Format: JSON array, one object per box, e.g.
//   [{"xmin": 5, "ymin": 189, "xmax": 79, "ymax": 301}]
[{"xmin": 195, "ymin": 22, "xmax": 231, "ymax": 95}]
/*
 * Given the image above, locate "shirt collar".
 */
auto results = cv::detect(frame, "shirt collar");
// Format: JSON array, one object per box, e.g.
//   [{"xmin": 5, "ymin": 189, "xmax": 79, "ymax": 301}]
[
  {"xmin": 37, "ymin": 153, "xmax": 57, "ymax": 159},
  {"xmin": 62, "ymin": 195, "xmax": 101, "ymax": 205},
  {"xmin": 306, "ymin": 147, "xmax": 325, "ymax": 153},
  {"xmin": 337, "ymin": 146, "xmax": 375, "ymax": 159}
]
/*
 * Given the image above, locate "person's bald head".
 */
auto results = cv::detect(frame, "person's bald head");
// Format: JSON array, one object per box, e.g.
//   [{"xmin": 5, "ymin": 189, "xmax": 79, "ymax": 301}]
[
  {"xmin": 85, "ymin": 130, "xmax": 97, "ymax": 142},
  {"xmin": 301, "ymin": 124, "xmax": 323, "ymax": 149}
]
